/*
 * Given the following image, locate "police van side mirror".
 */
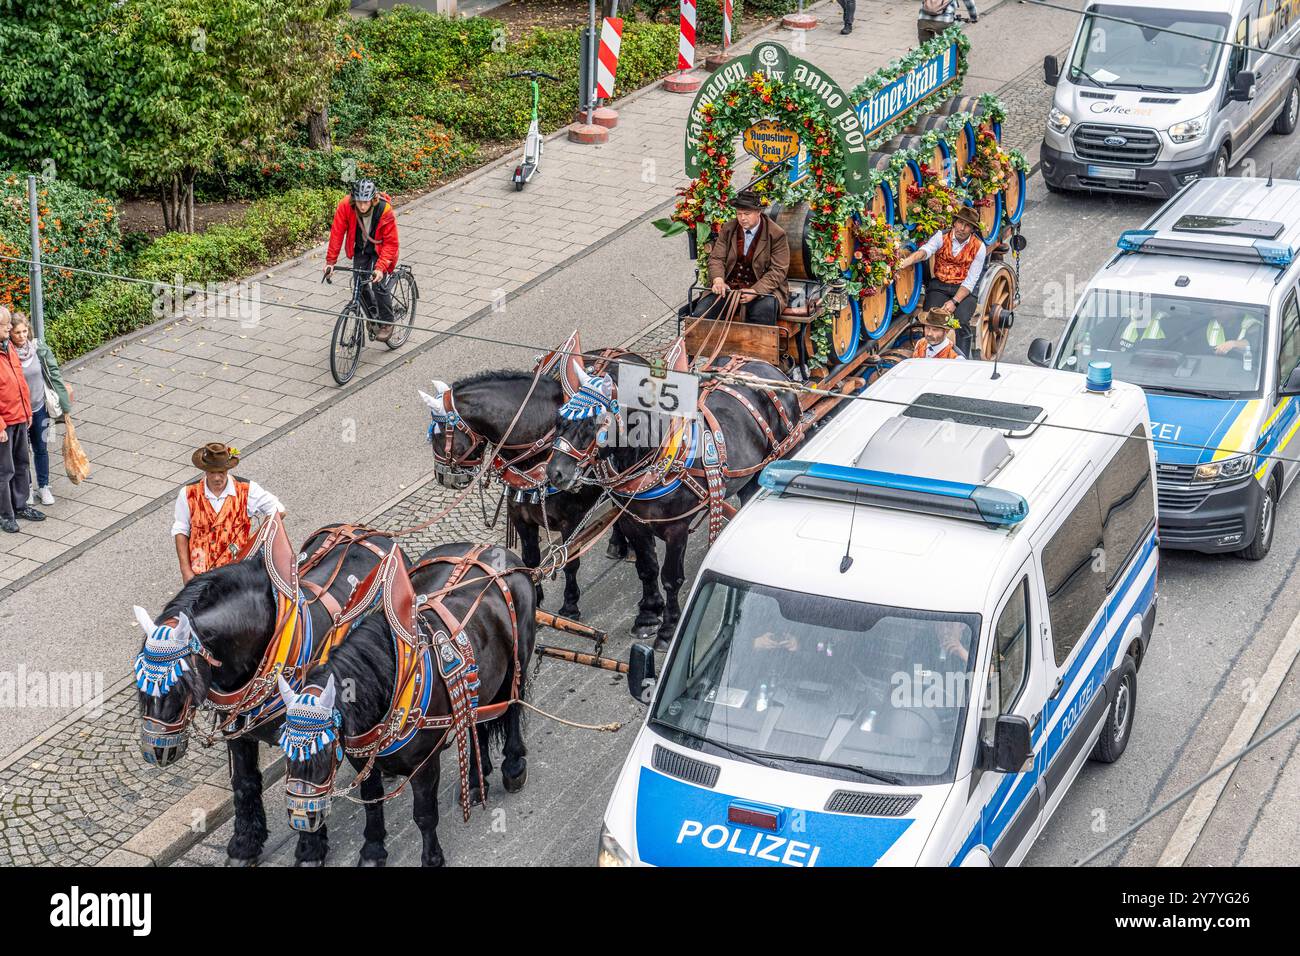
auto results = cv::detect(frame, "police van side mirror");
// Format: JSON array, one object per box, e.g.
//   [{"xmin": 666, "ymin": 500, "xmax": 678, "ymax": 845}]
[
  {"xmin": 627, "ymin": 642, "xmax": 657, "ymax": 704},
  {"xmin": 1027, "ymin": 337, "xmax": 1053, "ymax": 367},
  {"xmin": 991, "ymin": 715, "xmax": 1034, "ymax": 773},
  {"xmin": 1230, "ymin": 70, "xmax": 1257, "ymax": 102},
  {"xmin": 1043, "ymin": 55, "xmax": 1060, "ymax": 87},
  {"xmin": 1281, "ymin": 366, "xmax": 1300, "ymax": 396}
]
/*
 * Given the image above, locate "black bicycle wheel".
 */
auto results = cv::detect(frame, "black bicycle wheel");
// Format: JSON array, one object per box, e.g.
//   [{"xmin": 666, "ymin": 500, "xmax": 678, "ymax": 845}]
[
  {"xmin": 386, "ymin": 270, "xmax": 418, "ymax": 350},
  {"xmin": 330, "ymin": 305, "xmax": 365, "ymax": 385}
]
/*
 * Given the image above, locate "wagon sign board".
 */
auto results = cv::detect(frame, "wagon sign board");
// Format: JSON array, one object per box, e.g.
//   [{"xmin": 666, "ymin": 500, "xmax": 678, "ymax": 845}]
[
  {"xmin": 742, "ymin": 119, "xmax": 801, "ymax": 165},
  {"xmin": 855, "ymin": 41, "xmax": 961, "ymax": 139},
  {"xmin": 684, "ymin": 41, "xmax": 873, "ymax": 194}
]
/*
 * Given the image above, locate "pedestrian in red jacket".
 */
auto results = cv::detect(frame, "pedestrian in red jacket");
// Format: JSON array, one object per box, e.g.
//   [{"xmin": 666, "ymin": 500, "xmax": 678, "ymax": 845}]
[
  {"xmin": 0, "ymin": 306, "xmax": 45, "ymax": 533},
  {"xmin": 323, "ymin": 180, "xmax": 401, "ymax": 341}
]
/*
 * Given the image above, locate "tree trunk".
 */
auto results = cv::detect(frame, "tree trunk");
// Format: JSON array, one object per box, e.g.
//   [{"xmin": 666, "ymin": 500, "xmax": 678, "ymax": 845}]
[
  {"xmin": 307, "ymin": 105, "xmax": 331, "ymax": 151},
  {"xmin": 184, "ymin": 168, "xmax": 195, "ymax": 234}
]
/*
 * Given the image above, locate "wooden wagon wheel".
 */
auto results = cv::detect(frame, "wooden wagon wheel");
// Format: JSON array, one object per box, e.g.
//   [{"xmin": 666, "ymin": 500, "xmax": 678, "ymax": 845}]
[{"xmin": 974, "ymin": 261, "xmax": 1017, "ymax": 361}]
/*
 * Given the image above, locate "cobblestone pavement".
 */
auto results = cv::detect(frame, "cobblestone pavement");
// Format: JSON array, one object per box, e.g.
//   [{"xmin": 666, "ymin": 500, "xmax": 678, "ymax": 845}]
[{"xmin": 0, "ymin": 0, "xmax": 1072, "ymax": 596}]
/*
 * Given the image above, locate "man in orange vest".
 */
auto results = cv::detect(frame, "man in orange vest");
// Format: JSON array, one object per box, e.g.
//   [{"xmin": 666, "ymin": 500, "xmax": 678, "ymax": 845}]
[
  {"xmin": 912, "ymin": 309, "xmax": 966, "ymax": 359},
  {"xmin": 897, "ymin": 205, "xmax": 986, "ymax": 358},
  {"xmin": 172, "ymin": 443, "xmax": 285, "ymax": 583}
]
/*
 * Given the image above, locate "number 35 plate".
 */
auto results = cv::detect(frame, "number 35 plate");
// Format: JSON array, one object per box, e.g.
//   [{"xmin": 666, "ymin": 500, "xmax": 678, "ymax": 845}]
[{"xmin": 617, "ymin": 365, "xmax": 699, "ymax": 419}]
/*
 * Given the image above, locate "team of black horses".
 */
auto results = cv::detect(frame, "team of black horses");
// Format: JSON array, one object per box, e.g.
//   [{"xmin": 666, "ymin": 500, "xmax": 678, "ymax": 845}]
[{"xmin": 133, "ymin": 330, "xmax": 804, "ymax": 867}]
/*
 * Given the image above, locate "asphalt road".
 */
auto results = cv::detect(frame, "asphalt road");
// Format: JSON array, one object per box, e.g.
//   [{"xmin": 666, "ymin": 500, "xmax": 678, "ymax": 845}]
[{"xmin": 175, "ymin": 114, "xmax": 1300, "ymax": 866}]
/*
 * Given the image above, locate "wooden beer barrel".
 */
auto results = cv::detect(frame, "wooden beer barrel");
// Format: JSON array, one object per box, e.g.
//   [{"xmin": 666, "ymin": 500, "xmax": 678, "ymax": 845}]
[
  {"xmin": 893, "ymin": 239, "xmax": 923, "ymax": 316},
  {"xmin": 765, "ymin": 201, "xmax": 815, "ymax": 281},
  {"xmin": 871, "ymin": 149, "xmax": 922, "ymax": 225},
  {"xmin": 1003, "ymin": 167, "xmax": 1026, "ymax": 225},
  {"xmin": 859, "ymin": 284, "xmax": 895, "ymax": 340},
  {"xmin": 864, "ymin": 152, "xmax": 896, "ymax": 225},
  {"xmin": 936, "ymin": 96, "xmax": 1002, "ymax": 143},
  {"xmin": 888, "ymin": 134, "xmax": 953, "ymax": 183},
  {"xmin": 914, "ymin": 113, "xmax": 976, "ymax": 176},
  {"xmin": 970, "ymin": 195, "xmax": 1003, "ymax": 242}
]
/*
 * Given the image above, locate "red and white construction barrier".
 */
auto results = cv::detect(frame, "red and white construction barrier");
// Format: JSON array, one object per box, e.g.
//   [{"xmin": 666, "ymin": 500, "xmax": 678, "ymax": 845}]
[
  {"xmin": 723, "ymin": 0, "xmax": 732, "ymax": 49},
  {"xmin": 678, "ymin": 0, "xmax": 696, "ymax": 71},
  {"xmin": 596, "ymin": 17, "xmax": 623, "ymax": 99}
]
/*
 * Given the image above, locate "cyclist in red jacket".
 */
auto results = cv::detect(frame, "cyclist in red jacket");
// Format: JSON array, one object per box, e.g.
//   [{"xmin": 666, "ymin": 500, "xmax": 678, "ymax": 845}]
[{"xmin": 324, "ymin": 180, "xmax": 401, "ymax": 341}]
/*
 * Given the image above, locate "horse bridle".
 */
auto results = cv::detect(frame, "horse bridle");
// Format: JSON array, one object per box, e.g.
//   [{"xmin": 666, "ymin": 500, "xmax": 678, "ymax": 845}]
[
  {"xmin": 283, "ymin": 684, "xmax": 346, "ymax": 827},
  {"xmin": 138, "ymin": 617, "xmax": 223, "ymax": 753}
]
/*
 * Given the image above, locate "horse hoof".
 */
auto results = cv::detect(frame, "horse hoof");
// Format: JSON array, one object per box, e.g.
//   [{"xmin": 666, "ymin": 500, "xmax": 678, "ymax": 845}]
[
  {"xmin": 469, "ymin": 783, "xmax": 490, "ymax": 805},
  {"xmin": 631, "ymin": 617, "xmax": 660, "ymax": 638},
  {"xmin": 295, "ymin": 858, "xmax": 325, "ymax": 868},
  {"xmin": 653, "ymin": 637, "xmax": 672, "ymax": 653},
  {"xmin": 606, "ymin": 541, "xmax": 629, "ymax": 561},
  {"xmin": 503, "ymin": 766, "xmax": 528, "ymax": 793},
  {"xmin": 225, "ymin": 855, "xmax": 260, "ymax": 868},
  {"xmin": 558, "ymin": 606, "xmax": 581, "ymax": 621},
  {"xmin": 357, "ymin": 856, "xmax": 386, "ymax": 868}
]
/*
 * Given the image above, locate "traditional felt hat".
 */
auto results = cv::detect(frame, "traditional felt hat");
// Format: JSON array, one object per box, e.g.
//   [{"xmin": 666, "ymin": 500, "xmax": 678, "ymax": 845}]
[
  {"xmin": 953, "ymin": 205, "xmax": 982, "ymax": 229},
  {"xmin": 191, "ymin": 442, "xmax": 240, "ymax": 472},
  {"xmin": 920, "ymin": 308, "xmax": 961, "ymax": 330},
  {"xmin": 732, "ymin": 190, "xmax": 764, "ymax": 211}
]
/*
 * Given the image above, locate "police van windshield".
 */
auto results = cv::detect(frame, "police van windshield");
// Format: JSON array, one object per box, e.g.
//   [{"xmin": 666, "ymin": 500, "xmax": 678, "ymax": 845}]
[
  {"xmin": 1058, "ymin": 289, "xmax": 1267, "ymax": 398},
  {"xmin": 1069, "ymin": 6, "xmax": 1229, "ymax": 93},
  {"xmin": 651, "ymin": 572, "xmax": 982, "ymax": 786}
]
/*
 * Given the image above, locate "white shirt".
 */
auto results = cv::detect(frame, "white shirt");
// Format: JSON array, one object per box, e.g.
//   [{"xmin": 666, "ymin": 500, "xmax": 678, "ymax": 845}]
[
  {"xmin": 171, "ymin": 476, "xmax": 284, "ymax": 537},
  {"xmin": 920, "ymin": 229, "xmax": 987, "ymax": 295},
  {"xmin": 742, "ymin": 225, "xmax": 759, "ymax": 255}
]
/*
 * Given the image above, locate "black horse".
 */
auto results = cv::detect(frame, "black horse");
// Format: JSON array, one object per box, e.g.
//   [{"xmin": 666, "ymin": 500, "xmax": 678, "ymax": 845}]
[
  {"xmin": 276, "ymin": 542, "xmax": 536, "ymax": 867},
  {"xmin": 546, "ymin": 355, "xmax": 803, "ymax": 649},
  {"xmin": 133, "ymin": 523, "xmax": 399, "ymax": 866},
  {"xmin": 420, "ymin": 365, "xmax": 626, "ymax": 619}
]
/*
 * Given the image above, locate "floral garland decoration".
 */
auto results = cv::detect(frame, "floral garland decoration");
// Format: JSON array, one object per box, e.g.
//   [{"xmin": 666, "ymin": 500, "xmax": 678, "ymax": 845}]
[
  {"xmin": 906, "ymin": 165, "xmax": 967, "ymax": 239},
  {"xmin": 964, "ymin": 127, "xmax": 1014, "ymax": 203},
  {"xmin": 846, "ymin": 214, "xmax": 901, "ymax": 300}
]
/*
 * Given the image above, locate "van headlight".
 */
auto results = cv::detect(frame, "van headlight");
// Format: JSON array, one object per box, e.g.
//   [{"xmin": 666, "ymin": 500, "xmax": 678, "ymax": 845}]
[
  {"xmin": 1196, "ymin": 454, "xmax": 1255, "ymax": 480},
  {"xmin": 1168, "ymin": 111, "xmax": 1210, "ymax": 144},
  {"xmin": 1048, "ymin": 107, "xmax": 1072, "ymax": 134},
  {"xmin": 597, "ymin": 824, "xmax": 632, "ymax": 866}
]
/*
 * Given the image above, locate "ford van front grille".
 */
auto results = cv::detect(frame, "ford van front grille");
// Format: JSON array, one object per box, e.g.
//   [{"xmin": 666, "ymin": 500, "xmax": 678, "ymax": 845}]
[
  {"xmin": 652, "ymin": 744, "xmax": 720, "ymax": 788},
  {"xmin": 1073, "ymin": 123, "xmax": 1160, "ymax": 166},
  {"xmin": 824, "ymin": 790, "xmax": 921, "ymax": 817}
]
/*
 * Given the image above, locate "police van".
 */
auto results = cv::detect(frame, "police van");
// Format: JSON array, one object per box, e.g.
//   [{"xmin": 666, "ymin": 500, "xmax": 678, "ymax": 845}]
[
  {"xmin": 1031, "ymin": 176, "xmax": 1300, "ymax": 558},
  {"xmin": 598, "ymin": 359, "xmax": 1159, "ymax": 867},
  {"xmin": 1040, "ymin": 0, "xmax": 1300, "ymax": 198}
]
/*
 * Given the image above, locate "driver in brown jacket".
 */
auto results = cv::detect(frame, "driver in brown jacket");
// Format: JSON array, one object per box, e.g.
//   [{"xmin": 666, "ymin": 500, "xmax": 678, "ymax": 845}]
[{"xmin": 692, "ymin": 190, "xmax": 790, "ymax": 326}]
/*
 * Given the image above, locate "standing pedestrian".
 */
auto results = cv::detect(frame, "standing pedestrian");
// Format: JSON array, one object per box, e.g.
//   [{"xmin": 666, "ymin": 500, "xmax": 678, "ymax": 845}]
[
  {"xmin": 0, "ymin": 306, "xmax": 45, "ymax": 533},
  {"xmin": 837, "ymin": 0, "xmax": 855, "ymax": 34},
  {"xmin": 9, "ymin": 312, "xmax": 71, "ymax": 506}
]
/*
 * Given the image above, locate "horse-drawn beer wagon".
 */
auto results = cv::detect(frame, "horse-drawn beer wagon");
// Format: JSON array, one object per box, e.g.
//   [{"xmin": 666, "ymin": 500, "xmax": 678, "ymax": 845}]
[{"xmin": 659, "ymin": 27, "xmax": 1030, "ymax": 412}]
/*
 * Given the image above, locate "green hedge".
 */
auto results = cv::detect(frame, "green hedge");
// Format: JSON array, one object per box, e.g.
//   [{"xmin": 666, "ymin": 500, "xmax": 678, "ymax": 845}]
[
  {"xmin": 0, "ymin": 173, "xmax": 126, "ymax": 325},
  {"xmin": 49, "ymin": 188, "xmax": 338, "ymax": 361}
]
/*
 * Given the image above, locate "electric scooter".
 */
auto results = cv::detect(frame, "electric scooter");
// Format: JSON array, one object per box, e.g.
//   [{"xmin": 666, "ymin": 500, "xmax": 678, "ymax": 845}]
[{"xmin": 508, "ymin": 70, "xmax": 561, "ymax": 190}]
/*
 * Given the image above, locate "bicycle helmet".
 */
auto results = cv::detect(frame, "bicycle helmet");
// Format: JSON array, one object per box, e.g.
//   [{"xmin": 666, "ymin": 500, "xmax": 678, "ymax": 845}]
[{"xmin": 351, "ymin": 179, "xmax": 377, "ymax": 202}]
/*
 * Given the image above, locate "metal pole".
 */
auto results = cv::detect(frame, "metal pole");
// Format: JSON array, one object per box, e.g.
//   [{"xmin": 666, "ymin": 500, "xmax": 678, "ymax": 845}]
[
  {"xmin": 587, "ymin": 0, "xmax": 597, "ymax": 124},
  {"xmin": 26, "ymin": 175, "xmax": 44, "ymax": 343}
]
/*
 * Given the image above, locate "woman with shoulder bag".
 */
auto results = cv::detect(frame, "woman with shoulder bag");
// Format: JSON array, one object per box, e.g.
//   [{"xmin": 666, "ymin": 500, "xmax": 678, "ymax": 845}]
[{"xmin": 9, "ymin": 313, "xmax": 71, "ymax": 506}]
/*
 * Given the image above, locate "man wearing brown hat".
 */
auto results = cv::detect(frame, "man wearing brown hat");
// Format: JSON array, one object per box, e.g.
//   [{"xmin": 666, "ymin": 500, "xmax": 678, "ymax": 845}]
[
  {"xmin": 912, "ymin": 309, "xmax": 966, "ymax": 360},
  {"xmin": 897, "ymin": 205, "xmax": 986, "ymax": 357},
  {"xmin": 171, "ymin": 443, "xmax": 285, "ymax": 583},
  {"xmin": 692, "ymin": 190, "xmax": 790, "ymax": 327}
]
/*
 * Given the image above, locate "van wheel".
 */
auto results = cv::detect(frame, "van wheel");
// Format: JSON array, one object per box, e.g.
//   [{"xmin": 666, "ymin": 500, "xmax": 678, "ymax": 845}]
[
  {"xmin": 1240, "ymin": 473, "xmax": 1278, "ymax": 561},
  {"xmin": 1274, "ymin": 79, "xmax": 1300, "ymax": 135},
  {"xmin": 1211, "ymin": 145, "xmax": 1230, "ymax": 179},
  {"xmin": 1091, "ymin": 656, "xmax": 1137, "ymax": 764}
]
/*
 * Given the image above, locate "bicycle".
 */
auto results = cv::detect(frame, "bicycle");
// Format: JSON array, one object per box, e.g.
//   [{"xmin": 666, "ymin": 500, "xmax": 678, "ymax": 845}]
[
  {"xmin": 322, "ymin": 264, "xmax": 419, "ymax": 385},
  {"xmin": 507, "ymin": 70, "xmax": 561, "ymax": 191},
  {"xmin": 917, "ymin": 10, "xmax": 973, "ymax": 46}
]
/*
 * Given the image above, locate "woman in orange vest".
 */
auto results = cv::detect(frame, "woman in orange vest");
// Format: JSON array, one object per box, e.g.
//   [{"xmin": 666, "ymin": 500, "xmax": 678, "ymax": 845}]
[
  {"xmin": 897, "ymin": 205, "xmax": 986, "ymax": 358},
  {"xmin": 912, "ymin": 309, "xmax": 966, "ymax": 360},
  {"xmin": 172, "ymin": 443, "xmax": 285, "ymax": 583}
]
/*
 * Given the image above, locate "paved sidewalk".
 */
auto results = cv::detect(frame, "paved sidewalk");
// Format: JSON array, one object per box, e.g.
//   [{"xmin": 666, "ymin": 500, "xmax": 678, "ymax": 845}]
[{"xmin": 0, "ymin": 0, "xmax": 1075, "ymax": 596}]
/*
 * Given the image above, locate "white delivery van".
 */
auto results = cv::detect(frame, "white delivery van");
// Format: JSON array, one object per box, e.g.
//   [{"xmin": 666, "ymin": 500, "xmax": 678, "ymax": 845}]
[
  {"xmin": 1031, "ymin": 176, "xmax": 1300, "ymax": 558},
  {"xmin": 599, "ymin": 359, "xmax": 1159, "ymax": 867},
  {"xmin": 1040, "ymin": 0, "xmax": 1300, "ymax": 198}
]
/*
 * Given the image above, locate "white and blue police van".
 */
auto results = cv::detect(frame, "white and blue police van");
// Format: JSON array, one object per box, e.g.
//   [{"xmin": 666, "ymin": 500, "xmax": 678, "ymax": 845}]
[
  {"xmin": 1032, "ymin": 176, "xmax": 1300, "ymax": 559},
  {"xmin": 599, "ymin": 359, "xmax": 1159, "ymax": 867}
]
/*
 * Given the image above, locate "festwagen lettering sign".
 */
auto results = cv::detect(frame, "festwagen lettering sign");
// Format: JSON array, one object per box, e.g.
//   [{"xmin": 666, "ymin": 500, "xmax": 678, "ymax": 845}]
[{"xmin": 684, "ymin": 42, "xmax": 873, "ymax": 195}]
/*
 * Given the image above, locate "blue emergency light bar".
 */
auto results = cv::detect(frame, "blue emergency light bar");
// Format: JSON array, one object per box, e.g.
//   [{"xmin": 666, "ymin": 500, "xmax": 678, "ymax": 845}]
[
  {"xmin": 757, "ymin": 461, "xmax": 1029, "ymax": 528},
  {"xmin": 1116, "ymin": 228, "xmax": 1295, "ymax": 267}
]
